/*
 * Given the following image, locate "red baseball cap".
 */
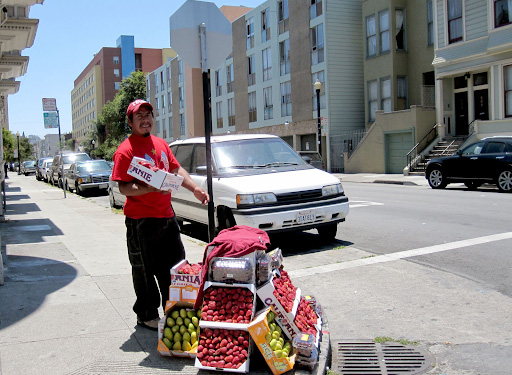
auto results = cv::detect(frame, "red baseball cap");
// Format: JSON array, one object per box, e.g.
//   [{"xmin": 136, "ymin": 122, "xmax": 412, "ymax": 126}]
[{"xmin": 126, "ymin": 99, "xmax": 153, "ymax": 118}]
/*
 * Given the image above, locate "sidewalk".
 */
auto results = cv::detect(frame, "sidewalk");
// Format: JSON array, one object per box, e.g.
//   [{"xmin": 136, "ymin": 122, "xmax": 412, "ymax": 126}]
[
  {"xmin": 334, "ymin": 172, "xmax": 429, "ymax": 186},
  {"xmin": 0, "ymin": 174, "xmax": 328, "ymax": 375}
]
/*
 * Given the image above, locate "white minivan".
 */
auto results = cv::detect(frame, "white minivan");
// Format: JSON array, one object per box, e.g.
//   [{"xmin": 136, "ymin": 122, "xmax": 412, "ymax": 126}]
[{"xmin": 169, "ymin": 134, "xmax": 349, "ymax": 239}]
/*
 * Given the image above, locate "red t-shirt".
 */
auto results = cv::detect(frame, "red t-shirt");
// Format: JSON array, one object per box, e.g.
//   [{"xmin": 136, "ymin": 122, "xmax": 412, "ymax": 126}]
[{"xmin": 112, "ymin": 134, "xmax": 180, "ymax": 219}]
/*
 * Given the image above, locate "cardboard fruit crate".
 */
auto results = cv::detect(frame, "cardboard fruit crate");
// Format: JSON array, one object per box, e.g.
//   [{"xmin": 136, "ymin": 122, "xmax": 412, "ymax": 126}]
[
  {"xmin": 248, "ymin": 307, "xmax": 296, "ymax": 375},
  {"xmin": 170, "ymin": 259, "xmax": 202, "ymax": 304},
  {"xmin": 127, "ymin": 156, "xmax": 183, "ymax": 191},
  {"xmin": 256, "ymin": 276, "xmax": 301, "ymax": 340},
  {"xmin": 157, "ymin": 300, "xmax": 200, "ymax": 358}
]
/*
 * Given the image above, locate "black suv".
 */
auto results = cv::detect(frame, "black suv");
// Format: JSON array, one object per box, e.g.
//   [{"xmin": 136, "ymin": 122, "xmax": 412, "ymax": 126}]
[{"xmin": 425, "ymin": 136, "xmax": 512, "ymax": 192}]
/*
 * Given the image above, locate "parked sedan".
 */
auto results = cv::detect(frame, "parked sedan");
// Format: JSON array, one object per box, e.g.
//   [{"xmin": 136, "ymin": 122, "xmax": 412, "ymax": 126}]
[
  {"xmin": 64, "ymin": 160, "xmax": 112, "ymax": 195},
  {"xmin": 169, "ymin": 134, "xmax": 349, "ymax": 239},
  {"xmin": 425, "ymin": 136, "xmax": 512, "ymax": 192},
  {"xmin": 21, "ymin": 160, "xmax": 37, "ymax": 176},
  {"xmin": 36, "ymin": 157, "xmax": 52, "ymax": 181}
]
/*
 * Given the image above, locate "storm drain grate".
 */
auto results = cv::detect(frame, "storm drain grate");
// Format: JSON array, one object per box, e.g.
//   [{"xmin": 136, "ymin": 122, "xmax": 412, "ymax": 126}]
[{"xmin": 331, "ymin": 340, "xmax": 434, "ymax": 375}]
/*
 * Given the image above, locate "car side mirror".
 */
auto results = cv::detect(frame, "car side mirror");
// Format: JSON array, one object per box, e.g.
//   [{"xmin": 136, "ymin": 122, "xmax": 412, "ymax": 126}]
[
  {"xmin": 196, "ymin": 165, "xmax": 207, "ymax": 175},
  {"xmin": 301, "ymin": 156, "xmax": 312, "ymax": 164}
]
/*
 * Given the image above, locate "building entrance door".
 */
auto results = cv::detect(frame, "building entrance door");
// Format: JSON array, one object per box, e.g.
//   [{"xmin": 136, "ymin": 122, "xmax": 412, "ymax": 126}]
[
  {"xmin": 455, "ymin": 91, "xmax": 468, "ymax": 135},
  {"xmin": 474, "ymin": 89, "xmax": 489, "ymax": 121}
]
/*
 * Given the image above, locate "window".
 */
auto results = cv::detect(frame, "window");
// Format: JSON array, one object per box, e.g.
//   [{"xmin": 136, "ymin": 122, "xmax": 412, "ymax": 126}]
[
  {"xmin": 247, "ymin": 55, "xmax": 256, "ymax": 86},
  {"xmin": 168, "ymin": 92, "xmax": 173, "ymax": 113},
  {"xmin": 366, "ymin": 15, "xmax": 377, "ymax": 57},
  {"xmin": 397, "ymin": 76, "xmax": 408, "ymax": 110},
  {"xmin": 427, "ymin": 0, "xmax": 434, "ymax": 46},
  {"xmin": 179, "ymin": 86, "xmax": 184, "ymax": 109},
  {"xmin": 381, "ymin": 78, "xmax": 391, "ymax": 112},
  {"xmin": 115, "ymin": 82, "xmax": 120, "ymax": 90},
  {"xmin": 448, "ymin": 0, "xmax": 463, "ymax": 44},
  {"xmin": 246, "ymin": 17, "xmax": 254, "ymax": 50},
  {"xmin": 216, "ymin": 102, "xmax": 223, "ymax": 129},
  {"xmin": 180, "ymin": 114, "xmax": 185, "ymax": 136},
  {"xmin": 278, "ymin": 0, "xmax": 289, "ymax": 34},
  {"xmin": 162, "ymin": 118, "xmax": 167, "ymax": 139},
  {"xmin": 280, "ymin": 39, "xmax": 290, "ymax": 75},
  {"xmin": 113, "ymin": 56, "xmax": 119, "ymax": 64},
  {"xmin": 261, "ymin": 8, "xmax": 270, "ymax": 42},
  {"xmin": 169, "ymin": 117, "xmax": 173, "ymax": 138},
  {"xmin": 155, "ymin": 97, "xmax": 159, "ymax": 110},
  {"xmin": 161, "ymin": 95, "xmax": 166, "ymax": 114},
  {"xmin": 310, "ymin": 0, "xmax": 322, "ymax": 19},
  {"xmin": 215, "ymin": 69, "xmax": 222, "ymax": 96},
  {"xmin": 281, "ymin": 81, "xmax": 292, "ymax": 116},
  {"xmin": 263, "ymin": 87, "xmax": 273, "ymax": 120},
  {"xmin": 262, "ymin": 47, "xmax": 272, "ymax": 81},
  {"xmin": 379, "ymin": 10, "xmax": 390, "ymax": 53},
  {"xmin": 248, "ymin": 92, "xmax": 257, "ymax": 122},
  {"xmin": 178, "ymin": 60, "xmax": 184, "ymax": 83},
  {"xmin": 312, "ymin": 71, "xmax": 325, "ymax": 111},
  {"xmin": 505, "ymin": 65, "xmax": 512, "ymax": 117},
  {"xmin": 495, "ymin": 0, "xmax": 512, "ymax": 28},
  {"xmin": 156, "ymin": 120, "xmax": 161, "ymax": 134},
  {"xmin": 395, "ymin": 9, "xmax": 405, "ymax": 50},
  {"xmin": 155, "ymin": 73, "xmax": 159, "ymax": 94},
  {"xmin": 311, "ymin": 24, "xmax": 324, "ymax": 65},
  {"xmin": 161, "ymin": 71, "xmax": 165, "ymax": 91},
  {"xmin": 368, "ymin": 80, "xmax": 378, "ymax": 122},
  {"xmin": 167, "ymin": 66, "xmax": 171, "ymax": 86},
  {"xmin": 228, "ymin": 98, "xmax": 235, "ymax": 127},
  {"xmin": 114, "ymin": 69, "xmax": 120, "ymax": 77},
  {"xmin": 227, "ymin": 63, "xmax": 234, "ymax": 93}
]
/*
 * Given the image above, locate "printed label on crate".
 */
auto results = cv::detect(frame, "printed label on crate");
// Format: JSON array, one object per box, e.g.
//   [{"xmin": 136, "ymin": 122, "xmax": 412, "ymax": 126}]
[{"xmin": 127, "ymin": 156, "xmax": 183, "ymax": 192}]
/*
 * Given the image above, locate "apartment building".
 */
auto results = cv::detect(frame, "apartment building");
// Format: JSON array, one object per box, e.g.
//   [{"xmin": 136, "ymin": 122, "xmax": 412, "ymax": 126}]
[
  {"xmin": 71, "ymin": 35, "xmax": 174, "ymax": 145},
  {"xmin": 433, "ymin": 0, "xmax": 512, "ymax": 141}
]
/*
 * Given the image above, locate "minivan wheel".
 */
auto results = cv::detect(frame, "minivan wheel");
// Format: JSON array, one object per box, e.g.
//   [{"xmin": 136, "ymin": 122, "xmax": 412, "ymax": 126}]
[
  {"xmin": 109, "ymin": 188, "xmax": 121, "ymax": 208},
  {"xmin": 427, "ymin": 167, "xmax": 447, "ymax": 189},
  {"xmin": 497, "ymin": 169, "xmax": 512, "ymax": 193},
  {"xmin": 217, "ymin": 207, "xmax": 236, "ymax": 233},
  {"xmin": 317, "ymin": 223, "xmax": 338, "ymax": 240}
]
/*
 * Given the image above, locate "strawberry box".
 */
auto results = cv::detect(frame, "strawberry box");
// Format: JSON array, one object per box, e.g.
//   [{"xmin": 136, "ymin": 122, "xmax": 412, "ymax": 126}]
[
  {"xmin": 198, "ymin": 282, "xmax": 257, "ymax": 328},
  {"xmin": 158, "ymin": 300, "xmax": 201, "ymax": 358},
  {"xmin": 194, "ymin": 326, "xmax": 252, "ymax": 373},
  {"xmin": 256, "ymin": 275, "xmax": 301, "ymax": 340},
  {"xmin": 248, "ymin": 307, "xmax": 296, "ymax": 375},
  {"xmin": 170, "ymin": 260, "xmax": 203, "ymax": 304},
  {"xmin": 127, "ymin": 156, "xmax": 184, "ymax": 191}
]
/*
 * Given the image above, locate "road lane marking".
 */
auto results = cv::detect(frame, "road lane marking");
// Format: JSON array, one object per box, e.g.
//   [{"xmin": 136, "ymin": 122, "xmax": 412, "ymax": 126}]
[
  {"xmin": 289, "ymin": 232, "xmax": 512, "ymax": 279},
  {"xmin": 349, "ymin": 200, "xmax": 384, "ymax": 208}
]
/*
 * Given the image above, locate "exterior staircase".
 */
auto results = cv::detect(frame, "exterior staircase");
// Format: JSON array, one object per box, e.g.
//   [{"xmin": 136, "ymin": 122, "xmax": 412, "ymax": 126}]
[{"xmin": 408, "ymin": 136, "xmax": 468, "ymax": 175}]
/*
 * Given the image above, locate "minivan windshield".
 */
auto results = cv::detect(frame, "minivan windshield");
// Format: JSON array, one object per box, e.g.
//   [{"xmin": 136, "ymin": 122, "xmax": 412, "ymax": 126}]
[{"xmin": 213, "ymin": 138, "xmax": 306, "ymax": 170}]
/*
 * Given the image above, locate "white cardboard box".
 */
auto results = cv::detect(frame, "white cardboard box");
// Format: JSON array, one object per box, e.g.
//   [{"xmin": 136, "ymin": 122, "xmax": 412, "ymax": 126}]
[{"xmin": 127, "ymin": 156, "xmax": 183, "ymax": 191}]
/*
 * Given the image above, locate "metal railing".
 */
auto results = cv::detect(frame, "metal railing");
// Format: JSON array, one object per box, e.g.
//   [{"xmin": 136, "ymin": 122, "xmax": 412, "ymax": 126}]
[{"xmin": 406, "ymin": 124, "xmax": 438, "ymax": 172}]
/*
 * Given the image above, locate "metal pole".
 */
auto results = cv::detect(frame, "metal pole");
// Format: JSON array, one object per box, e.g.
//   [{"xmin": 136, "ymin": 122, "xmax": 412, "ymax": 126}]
[
  {"xmin": 57, "ymin": 108, "xmax": 66, "ymax": 198},
  {"xmin": 17, "ymin": 134, "xmax": 21, "ymax": 175},
  {"xmin": 316, "ymin": 88, "xmax": 322, "ymax": 157},
  {"xmin": 200, "ymin": 23, "xmax": 215, "ymax": 241}
]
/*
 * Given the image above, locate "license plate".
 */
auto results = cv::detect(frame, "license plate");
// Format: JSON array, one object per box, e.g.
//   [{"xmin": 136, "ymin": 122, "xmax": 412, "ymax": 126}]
[{"xmin": 297, "ymin": 211, "xmax": 315, "ymax": 224}]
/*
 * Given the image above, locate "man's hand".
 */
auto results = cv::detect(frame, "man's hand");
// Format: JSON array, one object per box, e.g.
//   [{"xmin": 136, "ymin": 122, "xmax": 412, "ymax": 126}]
[{"xmin": 193, "ymin": 186, "xmax": 210, "ymax": 205}]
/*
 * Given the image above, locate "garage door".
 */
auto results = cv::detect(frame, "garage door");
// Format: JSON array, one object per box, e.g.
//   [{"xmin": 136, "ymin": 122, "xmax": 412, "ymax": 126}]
[{"xmin": 385, "ymin": 131, "xmax": 413, "ymax": 173}]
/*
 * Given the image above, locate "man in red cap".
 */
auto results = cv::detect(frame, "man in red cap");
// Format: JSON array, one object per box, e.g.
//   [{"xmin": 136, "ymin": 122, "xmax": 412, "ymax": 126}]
[{"xmin": 111, "ymin": 99, "xmax": 209, "ymax": 330}]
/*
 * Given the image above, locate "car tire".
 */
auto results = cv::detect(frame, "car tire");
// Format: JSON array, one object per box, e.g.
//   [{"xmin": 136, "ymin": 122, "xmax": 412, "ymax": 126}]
[
  {"xmin": 109, "ymin": 188, "xmax": 121, "ymax": 208},
  {"xmin": 66, "ymin": 180, "xmax": 73, "ymax": 193},
  {"xmin": 464, "ymin": 181, "xmax": 481, "ymax": 190},
  {"xmin": 317, "ymin": 223, "xmax": 338, "ymax": 240},
  {"xmin": 427, "ymin": 167, "xmax": 447, "ymax": 189},
  {"xmin": 217, "ymin": 207, "xmax": 236, "ymax": 233},
  {"xmin": 497, "ymin": 169, "xmax": 512, "ymax": 193},
  {"xmin": 75, "ymin": 183, "xmax": 83, "ymax": 196}
]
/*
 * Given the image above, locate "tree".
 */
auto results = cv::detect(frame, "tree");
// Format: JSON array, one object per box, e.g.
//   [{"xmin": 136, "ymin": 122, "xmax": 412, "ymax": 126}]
[{"xmin": 2, "ymin": 129, "xmax": 33, "ymax": 162}]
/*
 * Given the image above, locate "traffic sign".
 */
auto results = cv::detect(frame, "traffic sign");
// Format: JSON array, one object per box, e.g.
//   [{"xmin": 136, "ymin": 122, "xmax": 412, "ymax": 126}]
[
  {"xmin": 170, "ymin": 0, "xmax": 232, "ymax": 69},
  {"xmin": 42, "ymin": 98, "xmax": 57, "ymax": 112},
  {"xmin": 43, "ymin": 111, "xmax": 59, "ymax": 129}
]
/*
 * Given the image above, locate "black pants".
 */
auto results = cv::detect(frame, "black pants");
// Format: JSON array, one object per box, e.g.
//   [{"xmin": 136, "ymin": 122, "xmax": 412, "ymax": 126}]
[{"xmin": 125, "ymin": 216, "xmax": 185, "ymax": 321}]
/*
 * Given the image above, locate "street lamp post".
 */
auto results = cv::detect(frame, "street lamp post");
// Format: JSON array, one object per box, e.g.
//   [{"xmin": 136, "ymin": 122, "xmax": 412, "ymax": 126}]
[
  {"xmin": 314, "ymin": 79, "xmax": 322, "ymax": 157},
  {"xmin": 91, "ymin": 139, "xmax": 95, "ymax": 157},
  {"xmin": 16, "ymin": 131, "xmax": 21, "ymax": 175}
]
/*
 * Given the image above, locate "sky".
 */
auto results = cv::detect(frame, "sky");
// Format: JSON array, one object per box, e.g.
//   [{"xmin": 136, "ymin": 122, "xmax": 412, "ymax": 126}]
[{"xmin": 8, "ymin": 0, "xmax": 262, "ymax": 139}]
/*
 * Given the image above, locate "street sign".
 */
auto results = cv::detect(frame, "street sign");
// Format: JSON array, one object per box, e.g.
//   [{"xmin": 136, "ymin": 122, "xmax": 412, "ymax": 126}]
[
  {"xmin": 169, "ymin": 0, "xmax": 232, "ymax": 69},
  {"xmin": 42, "ymin": 98, "xmax": 57, "ymax": 112},
  {"xmin": 43, "ymin": 111, "xmax": 59, "ymax": 129}
]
